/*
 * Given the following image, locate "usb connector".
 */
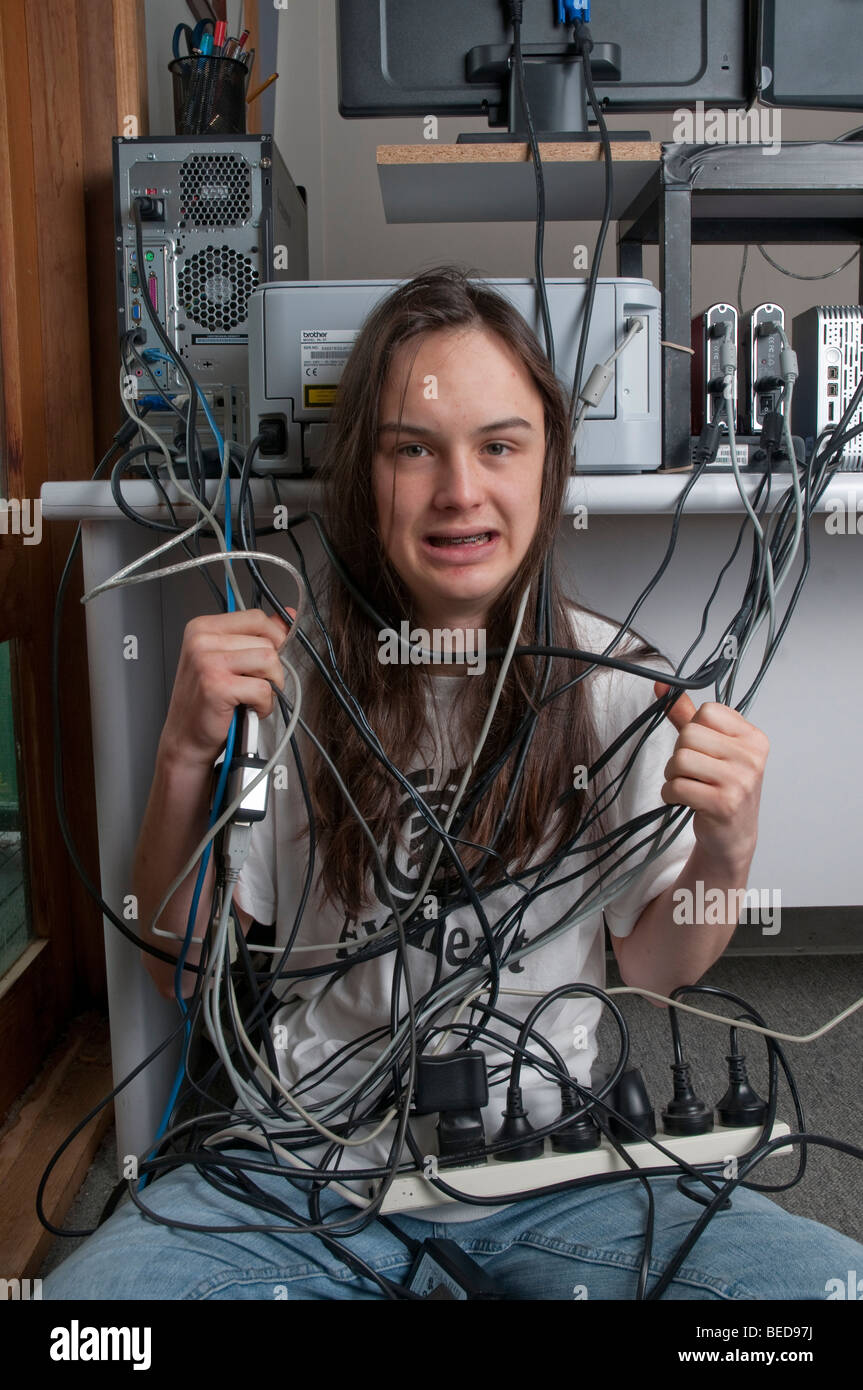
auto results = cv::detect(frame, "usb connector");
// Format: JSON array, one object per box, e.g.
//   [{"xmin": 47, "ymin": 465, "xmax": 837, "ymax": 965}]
[{"xmin": 223, "ymin": 820, "xmax": 253, "ymax": 883}]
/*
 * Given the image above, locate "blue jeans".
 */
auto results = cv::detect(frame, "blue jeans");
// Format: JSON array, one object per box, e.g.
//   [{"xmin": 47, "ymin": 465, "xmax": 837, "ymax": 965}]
[{"xmin": 42, "ymin": 1149, "xmax": 863, "ymax": 1300}]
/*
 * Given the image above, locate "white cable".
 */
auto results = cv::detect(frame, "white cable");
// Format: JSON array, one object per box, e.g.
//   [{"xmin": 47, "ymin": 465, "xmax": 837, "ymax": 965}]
[
  {"xmin": 570, "ymin": 401, "xmax": 589, "ymax": 456},
  {"xmin": 112, "ymin": 373, "xmax": 425, "ymax": 1139},
  {"xmin": 204, "ymin": 963, "xmax": 863, "ymax": 1191},
  {"xmin": 120, "ymin": 359, "xmax": 227, "ymax": 540},
  {"xmin": 270, "ymin": 770, "xmax": 693, "ymax": 961},
  {"xmin": 204, "ymin": 823, "xmax": 401, "ymax": 1146},
  {"xmin": 606, "ymin": 315, "xmax": 643, "ymax": 365},
  {"xmin": 81, "ymin": 547, "xmax": 302, "ymax": 607},
  {"xmin": 430, "ymin": 986, "xmax": 490, "ymax": 1056},
  {"xmin": 79, "ymin": 531, "xmax": 306, "ymax": 942},
  {"xmin": 118, "ymin": 366, "xmax": 245, "ymax": 610},
  {"xmin": 215, "ymin": 709, "xmax": 423, "ymax": 1131},
  {"xmin": 496, "ymin": 983, "xmax": 863, "ymax": 1047},
  {"xmin": 105, "ymin": 409, "xmax": 826, "ymax": 1142}
]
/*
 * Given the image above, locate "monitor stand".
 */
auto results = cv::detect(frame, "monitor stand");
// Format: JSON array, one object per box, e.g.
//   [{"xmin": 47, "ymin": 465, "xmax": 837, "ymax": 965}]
[{"xmin": 460, "ymin": 40, "xmax": 649, "ymax": 144}]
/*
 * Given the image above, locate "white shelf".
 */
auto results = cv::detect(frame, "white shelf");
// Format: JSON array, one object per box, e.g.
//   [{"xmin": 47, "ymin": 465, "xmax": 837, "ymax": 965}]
[{"xmin": 41, "ymin": 473, "xmax": 863, "ymax": 521}]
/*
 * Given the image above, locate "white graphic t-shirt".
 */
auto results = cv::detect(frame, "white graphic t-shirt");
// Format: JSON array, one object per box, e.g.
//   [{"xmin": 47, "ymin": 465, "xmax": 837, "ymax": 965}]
[{"xmin": 234, "ymin": 605, "xmax": 697, "ymax": 1219}]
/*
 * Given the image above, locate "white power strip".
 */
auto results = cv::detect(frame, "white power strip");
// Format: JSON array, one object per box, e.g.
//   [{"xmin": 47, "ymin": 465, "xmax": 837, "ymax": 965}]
[{"xmin": 374, "ymin": 1123, "xmax": 793, "ymax": 1214}]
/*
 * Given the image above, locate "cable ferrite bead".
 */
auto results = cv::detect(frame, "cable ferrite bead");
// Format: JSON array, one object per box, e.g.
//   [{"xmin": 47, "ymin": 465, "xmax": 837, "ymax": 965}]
[
  {"xmin": 716, "ymin": 1053, "xmax": 768, "ymax": 1128},
  {"xmin": 661, "ymin": 1061, "xmax": 714, "ymax": 1136}
]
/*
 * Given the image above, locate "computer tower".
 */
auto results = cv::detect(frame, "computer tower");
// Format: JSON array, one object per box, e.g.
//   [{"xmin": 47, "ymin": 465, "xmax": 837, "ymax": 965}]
[
  {"xmin": 113, "ymin": 134, "xmax": 308, "ymax": 449},
  {"xmin": 792, "ymin": 306, "xmax": 863, "ymax": 470}
]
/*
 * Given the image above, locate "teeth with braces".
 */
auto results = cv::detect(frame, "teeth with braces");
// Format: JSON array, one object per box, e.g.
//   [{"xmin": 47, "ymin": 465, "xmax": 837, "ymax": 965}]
[{"xmin": 429, "ymin": 533, "xmax": 491, "ymax": 545}]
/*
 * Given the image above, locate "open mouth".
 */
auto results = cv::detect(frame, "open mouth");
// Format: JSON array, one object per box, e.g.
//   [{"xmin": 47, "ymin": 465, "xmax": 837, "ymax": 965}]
[{"xmin": 425, "ymin": 531, "xmax": 497, "ymax": 548}]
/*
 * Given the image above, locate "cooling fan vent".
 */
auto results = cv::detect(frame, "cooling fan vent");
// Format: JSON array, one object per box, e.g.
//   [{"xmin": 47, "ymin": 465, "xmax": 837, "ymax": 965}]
[
  {"xmin": 178, "ymin": 245, "xmax": 259, "ymax": 331},
  {"xmin": 179, "ymin": 153, "xmax": 251, "ymax": 227}
]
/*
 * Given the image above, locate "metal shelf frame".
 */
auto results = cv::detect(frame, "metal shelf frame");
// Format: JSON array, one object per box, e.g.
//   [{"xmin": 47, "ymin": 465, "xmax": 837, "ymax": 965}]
[{"xmin": 617, "ymin": 141, "xmax": 863, "ymax": 469}]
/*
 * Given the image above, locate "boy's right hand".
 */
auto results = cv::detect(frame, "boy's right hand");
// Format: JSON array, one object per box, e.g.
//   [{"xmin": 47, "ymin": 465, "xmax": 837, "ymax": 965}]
[{"xmin": 159, "ymin": 608, "xmax": 296, "ymax": 770}]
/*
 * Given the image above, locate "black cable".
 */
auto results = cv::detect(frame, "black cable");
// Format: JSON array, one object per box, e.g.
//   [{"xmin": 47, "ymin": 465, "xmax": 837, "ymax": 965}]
[
  {"xmin": 668, "ymin": 986, "xmax": 808, "ymax": 1197},
  {"xmin": 122, "ymin": 334, "xmax": 187, "ymax": 423},
  {"xmin": 644, "ymin": 1131, "xmax": 863, "ymax": 1301},
  {"xmin": 35, "ymin": 147, "xmax": 859, "ymax": 1304},
  {"xmin": 37, "ymin": 1011, "xmax": 188, "ymax": 1237},
  {"xmin": 508, "ymin": 1, "xmax": 555, "ymax": 372},
  {"xmin": 593, "ymin": 1110, "xmax": 656, "ymax": 1301},
  {"xmin": 110, "ymin": 444, "xmax": 194, "ymax": 533},
  {"xmin": 568, "ymin": 20, "xmax": 614, "ymax": 439}
]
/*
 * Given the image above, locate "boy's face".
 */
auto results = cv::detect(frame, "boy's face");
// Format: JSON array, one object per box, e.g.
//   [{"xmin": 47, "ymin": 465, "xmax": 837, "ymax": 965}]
[{"xmin": 371, "ymin": 326, "xmax": 546, "ymax": 632}]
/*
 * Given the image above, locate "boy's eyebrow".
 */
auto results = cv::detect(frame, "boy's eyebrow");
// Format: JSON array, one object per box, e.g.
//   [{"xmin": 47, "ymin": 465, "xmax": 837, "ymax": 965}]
[{"xmin": 377, "ymin": 416, "xmax": 534, "ymax": 437}]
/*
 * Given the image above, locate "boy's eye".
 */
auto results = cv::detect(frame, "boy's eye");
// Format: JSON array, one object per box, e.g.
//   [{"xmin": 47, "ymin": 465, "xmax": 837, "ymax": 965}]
[{"xmin": 396, "ymin": 441, "xmax": 512, "ymax": 457}]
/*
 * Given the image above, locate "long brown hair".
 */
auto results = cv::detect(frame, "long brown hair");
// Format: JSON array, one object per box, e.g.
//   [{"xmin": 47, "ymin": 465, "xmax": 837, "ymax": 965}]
[{"xmin": 298, "ymin": 264, "xmax": 657, "ymax": 917}]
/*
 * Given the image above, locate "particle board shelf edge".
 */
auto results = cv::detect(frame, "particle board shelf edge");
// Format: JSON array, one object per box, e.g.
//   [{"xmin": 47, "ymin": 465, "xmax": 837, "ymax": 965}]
[
  {"xmin": 376, "ymin": 141, "xmax": 662, "ymax": 164},
  {"xmin": 376, "ymin": 141, "xmax": 662, "ymax": 223}
]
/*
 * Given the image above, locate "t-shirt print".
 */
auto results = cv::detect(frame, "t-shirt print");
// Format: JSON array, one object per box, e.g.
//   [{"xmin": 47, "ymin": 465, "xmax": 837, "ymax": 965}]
[
  {"xmin": 333, "ymin": 755, "xmax": 574, "ymax": 975},
  {"xmin": 335, "ymin": 760, "xmax": 475, "ymax": 961}
]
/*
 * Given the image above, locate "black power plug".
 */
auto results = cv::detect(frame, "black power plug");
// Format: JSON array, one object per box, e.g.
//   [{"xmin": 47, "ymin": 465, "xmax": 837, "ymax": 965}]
[
  {"xmin": 135, "ymin": 194, "xmax": 165, "ymax": 222},
  {"xmin": 716, "ymin": 1028, "xmax": 768, "ymax": 1128},
  {"xmin": 492, "ymin": 1084, "xmax": 544, "ymax": 1162},
  {"xmin": 259, "ymin": 416, "xmax": 287, "ymax": 457},
  {"xmin": 591, "ymin": 1064, "xmax": 656, "ymax": 1143},
  {"xmin": 550, "ymin": 1085, "xmax": 601, "ymax": 1153},
  {"xmin": 436, "ymin": 1111, "xmax": 486, "ymax": 1166},
  {"xmin": 414, "ymin": 1051, "xmax": 489, "ymax": 1166},
  {"xmin": 661, "ymin": 1061, "xmax": 714, "ymax": 1136}
]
